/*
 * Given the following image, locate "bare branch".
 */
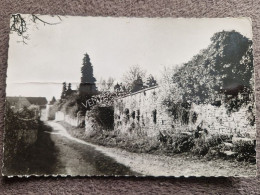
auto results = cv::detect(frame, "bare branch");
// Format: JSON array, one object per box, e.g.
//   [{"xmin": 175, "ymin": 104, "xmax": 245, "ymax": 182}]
[
  {"xmin": 31, "ymin": 14, "xmax": 61, "ymax": 25},
  {"xmin": 10, "ymin": 14, "xmax": 62, "ymax": 44}
]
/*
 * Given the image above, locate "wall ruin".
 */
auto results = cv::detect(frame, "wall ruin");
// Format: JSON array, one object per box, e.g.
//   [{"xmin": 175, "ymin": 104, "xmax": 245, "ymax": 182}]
[{"xmin": 113, "ymin": 86, "xmax": 256, "ymax": 139}]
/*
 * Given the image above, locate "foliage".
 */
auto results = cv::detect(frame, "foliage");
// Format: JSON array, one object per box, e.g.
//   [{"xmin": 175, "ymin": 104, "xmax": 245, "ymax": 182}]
[
  {"xmin": 131, "ymin": 75, "xmax": 144, "ymax": 93},
  {"xmin": 5, "ymin": 105, "xmax": 39, "ymax": 131},
  {"xmin": 61, "ymin": 82, "xmax": 67, "ymax": 99},
  {"xmin": 60, "ymin": 94, "xmax": 79, "ymax": 117},
  {"xmin": 171, "ymin": 134, "xmax": 195, "ymax": 153},
  {"xmin": 48, "ymin": 93, "xmax": 80, "ymax": 119},
  {"xmin": 81, "ymin": 53, "xmax": 96, "ymax": 84},
  {"xmin": 146, "ymin": 74, "xmax": 157, "ymax": 87},
  {"xmin": 191, "ymin": 135, "xmax": 228, "ymax": 156},
  {"xmin": 4, "ymin": 119, "xmax": 58, "ymax": 175},
  {"xmin": 49, "ymin": 96, "xmax": 56, "ymax": 105},
  {"xmin": 160, "ymin": 31, "xmax": 254, "ymax": 110},
  {"xmin": 122, "ymin": 65, "xmax": 146, "ymax": 92},
  {"xmin": 98, "ymin": 77, "xmax": 115, "ymax": 92},
  {"xmin": 4, "ymin": 105, "xmax": 40, "ymax": 173},
  {"xmin": 233, "ymin": 141, "xmax": 255, "ymax": 162},
  {"xmin": 86, "ymin": 105, "xmax": 114, "ymax": 131}
]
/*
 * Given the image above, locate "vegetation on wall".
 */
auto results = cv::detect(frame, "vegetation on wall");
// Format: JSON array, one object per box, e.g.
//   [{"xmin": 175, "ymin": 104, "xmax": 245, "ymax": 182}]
[{"xmin": 160, "ymin": 31, "xmax": 254, "ymax": 125}]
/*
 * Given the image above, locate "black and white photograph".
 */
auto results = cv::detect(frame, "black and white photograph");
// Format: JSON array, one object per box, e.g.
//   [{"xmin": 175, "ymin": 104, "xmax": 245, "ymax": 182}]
[{"xmin": 3, "ymin": 15, "xmax": 256, "ymax": 177}]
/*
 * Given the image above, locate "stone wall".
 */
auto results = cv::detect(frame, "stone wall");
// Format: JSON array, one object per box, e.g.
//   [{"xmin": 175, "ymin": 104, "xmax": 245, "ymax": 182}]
[
  {"xmin": 55, "ymin": 111, "xmax": 84, "ymax": 127},
  {"xmin": 114, "ymin": 86, "xmax": 256, "ymax": 138},
  {"xmin": 114, "ymin": 86, "xmax": 172, "ymax": 137},
  {"xmin": 192, "ymin": 104, "xmax": 255, "ymax": 138}
]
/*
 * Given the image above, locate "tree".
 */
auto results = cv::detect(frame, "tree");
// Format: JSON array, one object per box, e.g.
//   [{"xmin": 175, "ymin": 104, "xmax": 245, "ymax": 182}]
[
  {"xmin": 146, "ymin": 74, "xmax": 157, "ymax": 87},
  {"xmin": 160, "ymin": 31, "xmax": 253, "ymax": 108},
  {"xmin": 98, "ymin": 77, "xmax": 107, "ymax": 92},
  {"xmin": 66, "ymin": 83, "xmax": 73, "ymax": 96},
  {"xmin": 107, "ymin": 77, "xmax": 115, "ymax": 91},
  {"xmin": 79, "ymin": 53, "xmax": 98, "ymax": 112},
  {"xmin": 131, "ymin": 75, "xmax": 144, "ymax": 92},
  {"xmin": 49, "ymin": 96, "xmax": 56, "ymax": 105},
  {"xmin": 10, "ymin": 14, "xmax": 61, "ymax": 44},
  {"xmin": 99, "ymin": 77, "xmax": 115, "ymax": 92},
  {"xmin": 61, "ymin": 82, "xmax": 67, "ymax": 99},
  {"xmin": 81, "ymin": 53, "xmax": 96, "ymax": 84},
  {"xmin": 122, "ymin": 65, "xmax": 146, "ymax": 92}
]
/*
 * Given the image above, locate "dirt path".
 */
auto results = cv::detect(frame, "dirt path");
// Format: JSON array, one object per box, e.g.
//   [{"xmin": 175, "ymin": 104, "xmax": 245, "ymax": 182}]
[
  {"xmin": 46, "ymin": 121, "xmax": 136, "ymax": 176},
  {"xmin": 97, "ymin": 147, "xmax": 256, "ymax": 177},
  {"xmin": 47, "ymin": 121, "xmax": 256, "ymax": 177}
]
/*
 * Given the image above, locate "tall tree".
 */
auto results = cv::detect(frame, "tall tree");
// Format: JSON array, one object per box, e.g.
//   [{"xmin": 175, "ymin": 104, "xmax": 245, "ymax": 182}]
[
  {"xmin": 68, "ymin": 83, "xmax": 72, "ymax": 90},
  {"xmin": 79, "ymin": 53, "xmax": 98, "ymax": 112},
  {"xmin": 61, "ymin": 82, "xmax": 67, "ymax": 99},
  {"xmin": 66, "ymin": 83, "xmax": 73, "ymax": 96},
  {"xmin": 81, "ymin": 53, "xmax": 96, "ymax": 84}
]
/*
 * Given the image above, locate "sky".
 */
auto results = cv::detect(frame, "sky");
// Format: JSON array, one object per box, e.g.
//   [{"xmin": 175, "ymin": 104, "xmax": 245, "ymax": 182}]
[{"xmin": 6, "ymin": 15, "xmax": 252, "ymax": 100}]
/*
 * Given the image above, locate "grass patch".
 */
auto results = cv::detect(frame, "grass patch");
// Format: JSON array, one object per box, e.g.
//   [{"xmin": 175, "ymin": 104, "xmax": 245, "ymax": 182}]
[{"xmin": 58, "ymin": 121, "xmax": 255, "ymax": 163}]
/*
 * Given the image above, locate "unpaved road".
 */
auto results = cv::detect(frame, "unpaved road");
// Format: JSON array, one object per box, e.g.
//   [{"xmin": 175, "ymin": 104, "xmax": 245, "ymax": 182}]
[
  {"xmin": 45, "ymin": 121, "xmax": 136, "ymax": 176},
  {"xmin": 46, "ymin": 121, "xmax": 256, "ymax": 177}
]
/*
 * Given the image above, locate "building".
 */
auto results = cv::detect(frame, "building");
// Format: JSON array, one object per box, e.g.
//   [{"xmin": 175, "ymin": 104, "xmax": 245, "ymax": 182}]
[{"xmin": 6, "ymin": 96, "xmax": 48, "ymax": 111}]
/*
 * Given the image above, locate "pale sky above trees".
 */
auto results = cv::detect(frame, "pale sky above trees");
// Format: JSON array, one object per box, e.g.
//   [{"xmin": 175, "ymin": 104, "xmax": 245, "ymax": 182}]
[{"xmin": 6, "ymin": 15, "xmax": 252, "ymax": 100}]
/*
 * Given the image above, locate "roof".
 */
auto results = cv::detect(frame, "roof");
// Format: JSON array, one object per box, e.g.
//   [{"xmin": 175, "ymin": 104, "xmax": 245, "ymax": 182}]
[
  {"xmin": 7, "ymin": 97, "xmax": 30, "ymax": 105},
  {"xmin": 6, "ymin": 96, "xmax": 47, "ymax": 106},
  {"xmin": 26, "ymin": 97, "xmax": 48, "ymax": 105}
]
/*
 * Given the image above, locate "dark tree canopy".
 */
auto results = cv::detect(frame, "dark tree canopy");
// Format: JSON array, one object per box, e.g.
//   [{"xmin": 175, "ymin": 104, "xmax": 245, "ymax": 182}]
[
  {"xmin": 81, "ymin": 53, "xmax": 96, "ymax": 84},
  {"xmin": 61, "ymin": 82, "xmax": 67, "ymax": 99},
  {"xmin": 146, "ymin": 74, "xmax": 157, "ymax": 87},
  {"xmin": 131, "ymin": 75, "xmax": 144, "ymax": 93},
  {"xmin": 169, "ymin": 30, "xmax": 253, "ymax": 104},
  {"xmin": 66, "ymin": 83, "xmax": 73, "ymax": 96}
]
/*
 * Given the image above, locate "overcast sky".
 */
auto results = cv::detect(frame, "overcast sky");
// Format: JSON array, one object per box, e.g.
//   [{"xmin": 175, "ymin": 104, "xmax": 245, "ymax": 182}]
[{"xmin": 6, "ymin": 16, "xmax": 252, "ymax": 100}]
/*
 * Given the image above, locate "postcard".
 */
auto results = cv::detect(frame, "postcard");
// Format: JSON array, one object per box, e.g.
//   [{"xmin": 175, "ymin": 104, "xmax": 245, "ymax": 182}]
[{"xmin": 3, "ymin": 15, "xmax": 256, "ymax": 177}]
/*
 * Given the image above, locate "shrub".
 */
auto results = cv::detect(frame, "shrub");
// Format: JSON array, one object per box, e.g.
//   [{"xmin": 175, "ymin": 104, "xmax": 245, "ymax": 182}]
[
  {"xmin": 171, "ymin": 134, "xmax": 195, "ymax": 153},
  {"xmin": 158, "ymin": 132, "xmax": 195, "ymax": 153},
  {"xmin": 192, "ymin": 138, "xmax": 209, "ymax": 156},
  {"xmin": 86, "ymin": 105, "xmax": 114, "ymax": 131},
  {"xmin": 233, "ymin": 141, "xmax": 255, "ymax": 162},
  {"xmin": 191, "ymin": 135, "xmax": 228, "ymax": 156}
]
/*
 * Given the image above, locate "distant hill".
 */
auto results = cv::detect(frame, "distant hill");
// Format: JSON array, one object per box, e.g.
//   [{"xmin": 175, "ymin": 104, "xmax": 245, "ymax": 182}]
[{"xmin": 172, "ymin": 30, "xmax": 253, "ymax": 104}]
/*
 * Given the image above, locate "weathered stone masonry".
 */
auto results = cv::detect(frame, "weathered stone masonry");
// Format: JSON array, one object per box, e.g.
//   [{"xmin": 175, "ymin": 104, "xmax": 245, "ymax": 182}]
[
  {"xmin": 114, "ymin": 86, "xmax": 173, "ymax": 137},
  {"xmin": 114, "ymin": 86, "xmax": 255, "ymax": 138}
]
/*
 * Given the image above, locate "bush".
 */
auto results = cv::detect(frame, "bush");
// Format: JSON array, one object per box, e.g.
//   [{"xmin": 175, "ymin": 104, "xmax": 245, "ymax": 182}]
[
  {"xmin": 192, "ymin": 138, "xmax": 209, "ymax": 156},
  {"xmin": 158, "ymin": 132, "xmax": 195, "ymax": 153},
  {"xmin": 233, "ymin": 141, "xmax": 255, "ymax": 162},
  {"xmin": 48, "ymin": 103, "xmax": 60, "ymax": 120},
  {"xmin": 171, "ymin": 134, "xmax": 195, "ymax": 153},
  {"xmin": 86, "ymin": 105, "xmax": 114, "ymax": 131},
  {"xmin": 191, "ymin": 135, "xmax": 228, "ymax": 156}
]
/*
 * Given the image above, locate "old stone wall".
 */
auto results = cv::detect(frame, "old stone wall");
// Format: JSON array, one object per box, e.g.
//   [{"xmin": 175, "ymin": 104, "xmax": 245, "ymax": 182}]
[
  {"xmin": 192, "ymin": 104, "xmax": 255, "ymax": 138},
  {"xmin": 114, "ymin": 86, "xmax": 256, "ymax": 138},
  {"xmin": 114, "ymin": 86, "xmax": 173, "ymax": 137},
  {"xmin": 55, "ymin": 111, "xmax": 84, "ymax": 127}
]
